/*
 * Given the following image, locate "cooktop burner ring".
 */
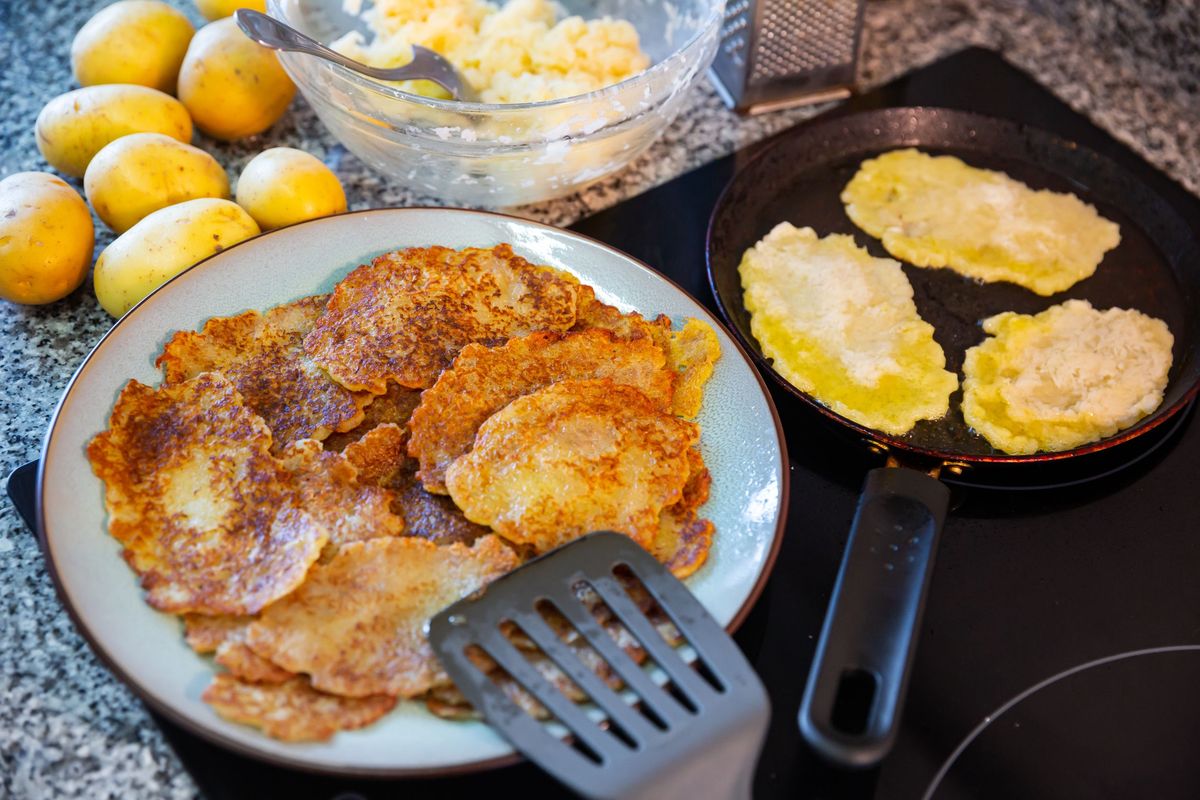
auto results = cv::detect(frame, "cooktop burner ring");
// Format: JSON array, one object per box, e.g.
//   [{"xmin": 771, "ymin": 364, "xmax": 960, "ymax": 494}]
[{"xmin": 922, "ymin": 643, "xmax": 1200, "ymax": 800}]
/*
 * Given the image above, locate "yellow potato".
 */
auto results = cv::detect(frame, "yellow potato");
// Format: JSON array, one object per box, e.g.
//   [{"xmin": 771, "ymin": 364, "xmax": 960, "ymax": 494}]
[
  {"xmin": 178, "ymin": 18, "xmax": 296, "ymax": 141},
  {"xmin": 94, "ymin": 198, "xmax": 259, "ymax": 317},
  {"xmin": 0, "ymin": 173, "xmax": 94, "ymax": 305},
  {"xmin": 35, "ymin": 85, "xmax": 193, "ymax": 178},
  {"xmin": 193, "ymin": 0, "xmax": 266, "ymax": 21},
  {"xmin": 235, "ymin": 148, "xmax": 346, "ymax": 230},
  {"xmin": 71, "ymin": 0, "xmax": 195, "ymax": 93},
  {"xmin": 85, "ymin": 133, "xmax": 230, "ymax": 234}
]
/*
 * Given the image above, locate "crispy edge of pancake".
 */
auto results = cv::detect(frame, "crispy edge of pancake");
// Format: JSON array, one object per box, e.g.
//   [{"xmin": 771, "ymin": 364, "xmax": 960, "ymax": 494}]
[
  {"xmin": 184, "ymin": 614, "xmax": 295, "ymax": 684},
  {"xmin": 279, "ymin": 439, "xmax": 406, "ymax": 560},
  {"xmin": 343, "ymin": 424, "xmax": 494, "ymax": 547},
  {"xmin": 651, "ymin": 447, "xmax": 714, "ymax": 579},
  {"xmin": 157, "ymin": 296, "xmax": 372, "ymax": 453},
  {"xmin": 245, "ymin": 535, "xmax": 521, "ymax": 698},
  {"xmin": 302, "ymin": 244, "xmax": 581, "ymax": 393},
  {"xmin": 444, "ymin": 379, "xmax": 699, "ymax": 553},
  {"xmin": 86, "ymin": 373, "xmax": 329, "ymax": 615},
  {"xmin": 408, "ymin": 328, "xmax": 675, "ymax": 494},
  {"xmin": 202, "ymin": 674, "xmax": 397, "ymax": 742},
  {"xmin": 322, "ymin": 382, "xmax": 423, "ymax": 453}
]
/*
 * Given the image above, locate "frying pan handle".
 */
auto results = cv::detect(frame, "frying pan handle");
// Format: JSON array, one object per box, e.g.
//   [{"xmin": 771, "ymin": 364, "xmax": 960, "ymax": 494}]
[{"xmin": 798, "ymin": 466, "xmax": 949, "ymax": 768}]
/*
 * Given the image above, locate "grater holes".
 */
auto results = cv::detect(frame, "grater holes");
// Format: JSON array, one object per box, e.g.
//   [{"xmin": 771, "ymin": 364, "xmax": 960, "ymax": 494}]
[{"xmin": 750, "ymin": 0, "xmax": 859, "ymax": 80}]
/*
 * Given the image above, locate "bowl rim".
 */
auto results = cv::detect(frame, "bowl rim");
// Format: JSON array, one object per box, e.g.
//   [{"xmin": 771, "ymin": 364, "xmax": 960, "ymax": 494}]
[
  {"xmin": 36, "ymin": 206, "xmax": 790, "ymax": 778},
  {"xmin": 267, "ymin": 0, "xmax": 723, "ymax": 115}
]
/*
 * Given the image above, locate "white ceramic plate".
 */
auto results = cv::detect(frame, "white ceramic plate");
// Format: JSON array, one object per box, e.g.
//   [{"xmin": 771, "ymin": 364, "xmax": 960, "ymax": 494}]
[{"xmin": 38, "ymin": 208, "xmax": 787, "ymax": 777}]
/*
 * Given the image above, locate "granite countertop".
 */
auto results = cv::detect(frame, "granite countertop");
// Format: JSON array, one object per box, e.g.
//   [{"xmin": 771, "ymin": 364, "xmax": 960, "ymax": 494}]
[{"xmin": 1, "ymin": 0, "xmax": 1197, "ymax": 796}]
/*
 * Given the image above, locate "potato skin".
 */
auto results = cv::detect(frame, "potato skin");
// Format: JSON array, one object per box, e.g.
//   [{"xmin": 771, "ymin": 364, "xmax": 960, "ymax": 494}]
[
  {"xmin": 193, "ymin": 0, "xmax": 266, "ymax": 21},
  {"xmin": 0, "ymin": 173, "xmax": 95, "ymax": 305},
  {"xmin": 236, "ymin": 148, "xmax": 347, "ymax": 230},
  {"xmin": 71, "ymin": 0, "xmax": 195, "ymax": 93},
  {"xmin": 35, "ymin": 85, "xmax": 194, "ymax": 178},
  {"xmin": 85, "ymin": 133, "xmax": 230, "ymax": 234},
  {"xmin": 178, "ymin": 18, "xmax": 296, "ymax": 141},
  {"xmin": 94, "ymin": 198, "xmax": 260, "ymax": 317}
]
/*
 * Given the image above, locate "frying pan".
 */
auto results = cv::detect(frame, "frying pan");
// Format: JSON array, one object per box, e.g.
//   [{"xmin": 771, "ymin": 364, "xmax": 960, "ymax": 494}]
[{"xmin": 705, "ymin": 107, "xmax": 1200, "ymax": 767}]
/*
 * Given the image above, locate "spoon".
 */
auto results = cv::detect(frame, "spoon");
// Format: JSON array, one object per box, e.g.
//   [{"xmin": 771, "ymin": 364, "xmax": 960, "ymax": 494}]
[{"xmin": 235, "ymin": 9, "xmax": 479, "ymax": 102}]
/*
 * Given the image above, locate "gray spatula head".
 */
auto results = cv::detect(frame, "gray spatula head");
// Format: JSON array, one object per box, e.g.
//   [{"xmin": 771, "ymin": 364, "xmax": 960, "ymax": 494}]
[{"xmin": 428, "ymin": 531, "xmax": 770, "ymax": 800}]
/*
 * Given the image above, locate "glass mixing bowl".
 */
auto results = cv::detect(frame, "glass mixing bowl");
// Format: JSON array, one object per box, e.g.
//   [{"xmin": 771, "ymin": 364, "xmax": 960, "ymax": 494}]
[{"xmin": 268, "ymin": 0, "xmax": 722, "ymax": 207}]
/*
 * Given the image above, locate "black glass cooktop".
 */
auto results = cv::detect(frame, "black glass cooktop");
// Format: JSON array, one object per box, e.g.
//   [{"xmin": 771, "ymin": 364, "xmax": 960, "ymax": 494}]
[{"xmin": 10, "ymin": 47, "xmax": 1200, "ymax": 799}]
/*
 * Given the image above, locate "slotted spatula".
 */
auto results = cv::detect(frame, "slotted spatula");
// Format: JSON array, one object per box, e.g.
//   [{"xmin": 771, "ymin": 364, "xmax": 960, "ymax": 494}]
[{"xmin": 428, "ymin": 531, "xmax": 770, "ymax": 800}]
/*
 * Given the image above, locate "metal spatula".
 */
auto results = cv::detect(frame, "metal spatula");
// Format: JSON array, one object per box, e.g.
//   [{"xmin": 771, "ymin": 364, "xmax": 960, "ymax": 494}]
[{"xmin": 428, "ymin": 531, "xmax": 770, "ymax": 800}]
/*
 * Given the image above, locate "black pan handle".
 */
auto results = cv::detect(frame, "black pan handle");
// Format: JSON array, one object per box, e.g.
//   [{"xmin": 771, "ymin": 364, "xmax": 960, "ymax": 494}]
[{"xmin": 798, "ymin": 466, "xmax": 950, "ymax": 768}]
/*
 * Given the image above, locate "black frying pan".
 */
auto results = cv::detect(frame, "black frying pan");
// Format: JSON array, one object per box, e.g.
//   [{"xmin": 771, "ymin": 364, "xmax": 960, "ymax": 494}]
[{"xmin": 705, "ymin": 107, "xmax": 1200, "ymax": 768}]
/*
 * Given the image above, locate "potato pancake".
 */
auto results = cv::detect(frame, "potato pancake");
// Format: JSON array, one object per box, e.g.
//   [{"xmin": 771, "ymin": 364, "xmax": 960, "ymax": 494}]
[
  {"xmin": 279, "ymin": 439, "xmax": 405, "ymax": 558},
  {"xmin": 321, "ymin": 382, "xmax": 422, "ymax": 452},
  {"xmin": 203, "ymin": 674, "xmax": 397, "ymax": 742},
  {"xmin": 246, "ymin": 536, "xmax": 520, "ymax": 698},
  {"xmin": 963, "ymin": 299, "xmax": 1173, "ymax": 454},
  {"xmin": 303, "ymin": 244, "xmax": 581, "ymax": 393},
  {"xmin": 343, "ymin": 424, "xmax": 493, "ymax": 546},
  {"xmin": 184, "ymin": 614, "xmax": 294, "ymax": 684},
  {"xmin": 444, "ymin": 379, "xmax": 700, "ymax": 553},
  {"xmin": 842, "ymin": 149, "xmax": 1121, "ymax": 296},
  {"xmin": 157, "ymin": 296, "xmax": 371, "ymax": 453},
  {"xmin": 739, "ymin": 223, "xmax": 957, "ymax": 435},
  {"xmin": 650, "ymin": 447, "xmax": 714, "ymax": 579},
  {"xmin": 409, "ymin": 329, "xmax": 675, "ymax": 493},
  {"xmin": 572, "ymin": 286, "xmax": 721, "ymax": 418},
  {"xmin": 86, "ymin": 373, "xmax": 328, "ymax": 615}
]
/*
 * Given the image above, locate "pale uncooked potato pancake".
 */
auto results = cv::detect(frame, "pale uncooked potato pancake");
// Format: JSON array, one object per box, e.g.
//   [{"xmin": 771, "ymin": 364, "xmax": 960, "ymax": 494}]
[
  {"xmin": 962, "ymin": 299, "xmax": 1173, "ymax": 454},
  {"xmin": 842, "ymin": 148, "xmax": 1121, "ymax": 296},
  {"xmin": 739, "ymin": 223, "xmax": 957, "ymax": 435}
]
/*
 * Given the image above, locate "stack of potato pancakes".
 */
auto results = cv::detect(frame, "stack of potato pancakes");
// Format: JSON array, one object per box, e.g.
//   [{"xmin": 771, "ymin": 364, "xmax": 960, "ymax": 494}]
[{"xmin": 87, "ymin": 244, "xmax": 720, "ymax": 741}]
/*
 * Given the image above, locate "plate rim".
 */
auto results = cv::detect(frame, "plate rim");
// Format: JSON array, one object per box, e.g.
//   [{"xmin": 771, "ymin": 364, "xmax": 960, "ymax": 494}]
[
  {"xmin": 36, "ymin": 206, "xmax": 790, "ymax": 778},
  {"xmin": 705, "ymin": 105, "xmax": 1200, "ymax": 469}
]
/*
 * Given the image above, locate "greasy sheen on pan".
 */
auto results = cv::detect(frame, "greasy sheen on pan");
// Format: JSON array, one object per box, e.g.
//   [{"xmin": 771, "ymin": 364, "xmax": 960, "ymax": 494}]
[
  {"xmin": 86, "ymin": 373, "xmax": 328, "ymax": 615},
  {"xmin": 739, "ymin": 223, "xmax": 957, "ymax": 435},
  {"xmin": 842, "ymin": 148, "xmax": 1121, "ymax": 296},
  {"xmin": 445, "ymin": 379, "xmax": 702, "ymax": 553},
  {"xmin": 303, "ymin": 244, "xmax": 582, "ymax": 393},
  {"xmin": 157, "ymin": 296, "xmax": 371, "ymax": 454},
  {"xmin": 963, "ymin": 299, "xmax": 1173, "ymax": 454}
]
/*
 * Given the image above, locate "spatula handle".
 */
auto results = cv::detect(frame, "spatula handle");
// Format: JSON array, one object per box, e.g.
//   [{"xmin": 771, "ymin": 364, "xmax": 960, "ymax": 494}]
[{"xmin": 798, "ymin": 466, "xmax": 949, "ymax": 767}]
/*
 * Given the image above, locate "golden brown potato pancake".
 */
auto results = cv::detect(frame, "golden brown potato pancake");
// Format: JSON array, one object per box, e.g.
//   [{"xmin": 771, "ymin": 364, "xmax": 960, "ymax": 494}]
[
  {"xmin": 303, "ymin": 245, "xmax": 581, "ymax": 393},
  {"xmin": 157, "ymin": 296, "xmax": 371, "ymax": 453},
  {"xmin": 651, "ymin": 447, "xmax": 714, "ymax": 579},
  {"xmin": 279, "ymin": 439, "xmax": 405, "ymax": 558},
  {"xmin": 343, "ymin": 424, "xmax": 493, "ymax": 546},
  {"xmin": 185, "ymin": 614, "xmax": 293, "ymax": 683},
  {"xmin": 445, "ymin": 379, "xmax": 699, "ymax": 553},
  {"xmin": 408, "ymin": 328, "xmax": 675, "ymax": 493},
  {"xmin": 203, "ymin": 674, "xmax": 397, "ymax": 742},
  {"xmin": 86, "ymin": 373, "xmax": 328, "ymax": 615},
  {"xmin": 322, "ymin": 382, "xmax": 423, "ymax": 452},
  {"xmin": 246, "ymin": 535, "xmax": 520, "ymax": 698},
  {"xmin": 572, "ymin": 287, "xmax": 721, "ymax": 418}
]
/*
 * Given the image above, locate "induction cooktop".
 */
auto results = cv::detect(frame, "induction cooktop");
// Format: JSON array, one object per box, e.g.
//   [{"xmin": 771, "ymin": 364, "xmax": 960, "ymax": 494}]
[{"xmin": 9, "ymin": 47, "xmax": 1200, "ymax": 799}]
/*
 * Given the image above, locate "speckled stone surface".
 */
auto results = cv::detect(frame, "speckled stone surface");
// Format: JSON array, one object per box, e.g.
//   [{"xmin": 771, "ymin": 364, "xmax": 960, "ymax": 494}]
[{"xmin": 1, "ymin": 1, "xmax": 1197, "ymax": 797}]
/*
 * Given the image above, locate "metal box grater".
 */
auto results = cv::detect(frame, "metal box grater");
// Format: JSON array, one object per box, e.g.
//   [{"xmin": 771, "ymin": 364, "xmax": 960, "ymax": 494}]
[{"xmin": 709, "ymin": 0, "xmax": 865, "ymax": 115}]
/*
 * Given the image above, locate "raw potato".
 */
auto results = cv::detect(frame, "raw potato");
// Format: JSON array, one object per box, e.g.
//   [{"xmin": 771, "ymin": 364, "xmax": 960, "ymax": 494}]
[
  {"xmin": 0, "ymin": 173, "xmax": 94, "ymax": 305},
  {"xmin": 85, "ymin": 133, "xmax": 230, "ymax": 234},
  {"xmin": 35, "ymin": 85, "xmax": 193, "ymax": 178},
  {"xmin": 94, "ymin": 198, "xmax": 260, "ymax": 317},
  {"xmin": 236, "ymin": 148, "xmax": 346, "ymax": 230},
  {"xmin": 71, "ymin": 0, "xmax": 195, "ymax": 93},
  {"xmin": 178, "ymin": 18, "xmax": 296, "ymax": 141},
  {"xmin": 193, "ymin": 0, "xmax": 266, "ymax": 20}
]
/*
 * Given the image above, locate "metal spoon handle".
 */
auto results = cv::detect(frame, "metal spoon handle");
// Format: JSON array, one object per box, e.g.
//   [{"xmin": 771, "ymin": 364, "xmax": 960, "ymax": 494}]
[{"xmin": 234, "ymin": 9, "xmax": 475, "ymax": 100}]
